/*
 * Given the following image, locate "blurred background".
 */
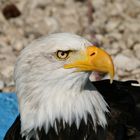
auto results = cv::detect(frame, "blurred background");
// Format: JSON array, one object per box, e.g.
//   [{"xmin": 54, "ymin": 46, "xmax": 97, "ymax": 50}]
[{"xmin": 0, "ymin": 0, "xmax": 140, "ymax": 92}]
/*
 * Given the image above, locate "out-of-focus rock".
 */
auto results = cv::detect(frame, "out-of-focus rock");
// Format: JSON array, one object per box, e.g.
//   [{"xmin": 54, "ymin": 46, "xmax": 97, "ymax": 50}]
[
  {"xmin": 2, "ymin": 86, "xmax": 15, "ymax": 93},
  {"xmin": 106, "ymin": 32, "xmax": 122, "ymax": 41},
  {"xmin": 117, "ymin": 69, "xmax": 131, "ymax": 77},
  {"xmin": 0, "ymin": 81, "xmax": 4, "ymax": 90},
  {"xmin": 118, "ymin": 41, "xmax": 127, "ymax": 50},
  {"xmin": 132, "ymin": 69, "xmax": 140, "ymax": 75},
  {"xmin": 91, "ymin": 0, "xmax": 105, "ymax": 9},
  {"xmin": 44, "ymin": 17, "xmax": 60, "ymax": 33},
  {"xmin": 1, "ymin": 65, "xmax": 14, "ymax": 79},
  {"xmin": 95, "ymin": 34, "xmax": 104, "ymax": 42},
  {"xmin": 105, "ymin": 19, "xmax": 120, "ymax": 32},
  {"xmin": 2, "ymin": 3, "xmax": 21, "ymax": 19},
  {"xmin": 122, "ymin": 49, "xmax": 134, "ymax": 57},
  {"xmin": 134, "ymin": 44, "xmax": 140, "ymax": 60},
  {"xmin": 12, "ymin": 41, "xmax": 24, "ymax": 52},
  {"xmin": 106, "ymin": 43, "xmax": 120, "ymax": 55},
  {"xmin": 114, "ymin": 54, "xmax": 140, "ymax": 71}
]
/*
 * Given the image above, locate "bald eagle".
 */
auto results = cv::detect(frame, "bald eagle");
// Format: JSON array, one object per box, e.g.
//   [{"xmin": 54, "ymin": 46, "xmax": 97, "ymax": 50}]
[{"xmin": 4, "ymin": 33, "xmax": 115, "ymax": 140}]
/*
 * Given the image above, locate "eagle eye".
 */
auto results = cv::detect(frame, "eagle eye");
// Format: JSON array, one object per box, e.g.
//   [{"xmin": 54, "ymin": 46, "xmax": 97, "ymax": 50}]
[{"xmin": 56, "ymin": 50, "xmax": 72, "ymax": 60}]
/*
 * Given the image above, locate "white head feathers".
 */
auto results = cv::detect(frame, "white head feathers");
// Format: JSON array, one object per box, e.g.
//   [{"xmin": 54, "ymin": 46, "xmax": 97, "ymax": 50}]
[{"xmin": 14, "ymin": 33, "xmax": 108, "ymax": 136}]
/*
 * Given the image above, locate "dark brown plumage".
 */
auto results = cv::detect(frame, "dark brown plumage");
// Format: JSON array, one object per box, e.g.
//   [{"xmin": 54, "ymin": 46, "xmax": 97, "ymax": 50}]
[{"xmin": 4, "ymin": 115, "xmax": 106, "ymax": 140}]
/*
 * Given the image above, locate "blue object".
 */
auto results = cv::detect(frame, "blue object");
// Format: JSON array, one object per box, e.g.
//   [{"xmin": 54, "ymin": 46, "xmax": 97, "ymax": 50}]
[{"xmin": 0, "ymin": 93, "xmax": 19, "ymax": 140}]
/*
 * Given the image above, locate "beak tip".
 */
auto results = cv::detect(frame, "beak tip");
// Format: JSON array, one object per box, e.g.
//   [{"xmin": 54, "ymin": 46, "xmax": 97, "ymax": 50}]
[
  {"xmin": 110, "ymin": 71, "xmax": 115, "ymax": 84},
  {"xmin": 110, "ymin": 79, "xmax": 113, "ymax": 84}
]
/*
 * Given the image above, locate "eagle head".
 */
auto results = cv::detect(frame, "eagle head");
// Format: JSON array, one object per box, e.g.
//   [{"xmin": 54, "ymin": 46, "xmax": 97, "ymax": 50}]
[{"xmin": 14, "ymin": 33, "xmax": 114, "ymax": 137}]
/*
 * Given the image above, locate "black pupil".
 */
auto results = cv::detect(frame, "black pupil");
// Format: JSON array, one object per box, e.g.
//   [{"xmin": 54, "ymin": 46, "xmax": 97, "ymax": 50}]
[{"xmin": 61, "ymin": 52, "xmax": 66, "ymax": 56}]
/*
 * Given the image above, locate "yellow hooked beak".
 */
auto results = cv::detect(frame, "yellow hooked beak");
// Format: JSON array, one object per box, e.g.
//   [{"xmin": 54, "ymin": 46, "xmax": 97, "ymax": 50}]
[{"xmin": 64, "ymin": 46, "xmax": 115, "ymax": 83}]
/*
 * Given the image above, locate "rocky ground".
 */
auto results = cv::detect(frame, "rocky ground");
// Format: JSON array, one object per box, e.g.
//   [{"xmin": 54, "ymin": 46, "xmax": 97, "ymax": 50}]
[{"xmin": 0, "ymin": 0, "xmax": 140, "ymax": 92}]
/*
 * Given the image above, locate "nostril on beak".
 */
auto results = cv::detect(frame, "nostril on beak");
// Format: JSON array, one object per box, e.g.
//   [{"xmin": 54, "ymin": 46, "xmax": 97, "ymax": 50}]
[{"xmin": 90, "ymin": 52, "xmax": 96, "ymax": 56}]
